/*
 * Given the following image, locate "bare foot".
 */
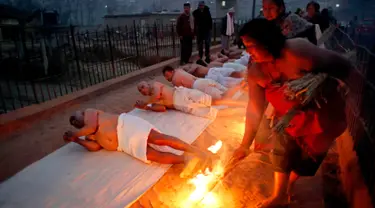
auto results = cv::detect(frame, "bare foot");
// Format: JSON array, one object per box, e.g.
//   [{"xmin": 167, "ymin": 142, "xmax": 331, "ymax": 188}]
[
  {"xmin": 257, "ymin": 195, "xmax": 289, "ymax": 208},
  {"xmin": 180, "ymin": 152, "xmax": 213, "ymax": 178}
]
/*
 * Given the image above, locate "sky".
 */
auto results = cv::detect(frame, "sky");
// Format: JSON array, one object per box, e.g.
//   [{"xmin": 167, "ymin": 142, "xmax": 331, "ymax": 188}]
[{"xmin": 1, "ymin": 0, "xmax": 374, "ymax": 25}]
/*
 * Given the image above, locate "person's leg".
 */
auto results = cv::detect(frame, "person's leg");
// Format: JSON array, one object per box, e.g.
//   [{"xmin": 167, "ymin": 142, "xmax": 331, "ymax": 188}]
[
  {"xmin": 147, "ymin": 129, "xmax": 199, "ymax": 154},
  {"xmin": 257, "ymin": 172, "xmax": 290, "ymax": 208},
  {"xmin": 230, "ymin": 71, "xmax": 246, "ymax": 78},
  {"xmin": 147, "ymin": 129, "xmax": 213, "ymax": 169},
  {"xmin": 205, "ymin": 32, "xmax": 211, "ymax": 62},
  {"xmin": 146, "ymin": 146, "xmax": 185, "ymax": 164},
  {"xmin": 197, "ymin": 34, "xmax": 204, "ymax": 60},
  {"xmin": 180, "ymin": 37, "xmax": 185, "ymax": 65},
  {"xmin": 287, "ymin": 171, "xmax": 300, "ymax": 201},
  {"xmin": 187, "ymin": 36, "xmax": 193, "ymax": 63},
  {"xmin": 221, "ymin": 35, "xmax": 227, "ymax": 51}
]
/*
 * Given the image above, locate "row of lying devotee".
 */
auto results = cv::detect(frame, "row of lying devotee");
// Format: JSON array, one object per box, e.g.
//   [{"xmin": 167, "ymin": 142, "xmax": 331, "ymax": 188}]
[
  {"xmin": 63, "ymin": 10, "xmax": 352, "ymax": 208},
  {"xmin": 62, "ymin": 50, "xmax": 250, "ymax": 180}
]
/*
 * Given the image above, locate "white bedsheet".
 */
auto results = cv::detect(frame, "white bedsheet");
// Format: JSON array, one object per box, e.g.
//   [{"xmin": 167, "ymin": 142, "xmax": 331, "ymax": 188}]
[{"xmin": 0, "ymin": 109, "xmax": 214, "ymax": 208}]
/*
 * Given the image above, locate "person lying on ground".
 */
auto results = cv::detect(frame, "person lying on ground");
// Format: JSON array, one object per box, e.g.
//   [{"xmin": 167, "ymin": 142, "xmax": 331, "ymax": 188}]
[
  {"xmin": 136, "ymin": 81, "xmax": 246, "ymax": 118},
  {"xmin": 229, "ymin": 51, "xmax": 251, "ymax": 66},
  {"xmin": 162, "ymin": 65, "xmax": 242, "ymax": 100},
  {"xmin": 64, "ymin": 108, "xmax": 213, "ymax": 176},
  {"xmin": 231, "ymin": 19, "xmax": 351, "ymax": 208},
  {"xmin": 221, "ymin": 48, "xmax": 244, "ymax": 59},
  {"xmin": 196, "ymin": 59, "xmax": 224, "ymax": 68},
  {"xmin": 182, "ymin": 63, "xmax": 245, "ymax": 88},
  {"xmin": 210, "ymin": 52, "xmax": 230, "ymax": 63}
]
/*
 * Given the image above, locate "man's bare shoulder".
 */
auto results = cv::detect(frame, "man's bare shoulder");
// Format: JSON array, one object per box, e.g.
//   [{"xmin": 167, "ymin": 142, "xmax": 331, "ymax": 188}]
[{"xmin": 85, "ymin": 108, "xmax": 101, "ymax": 115}]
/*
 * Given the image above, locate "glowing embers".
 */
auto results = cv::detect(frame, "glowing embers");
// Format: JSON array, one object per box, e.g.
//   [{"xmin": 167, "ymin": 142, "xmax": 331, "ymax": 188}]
[{"xmin": 185, "ymin": 140, "xmax": 224, "ymax": 207}]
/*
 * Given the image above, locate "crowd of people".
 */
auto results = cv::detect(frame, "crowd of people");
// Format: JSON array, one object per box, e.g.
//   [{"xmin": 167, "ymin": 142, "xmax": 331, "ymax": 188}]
[
  {"xmin": 63, "ymin": 0, "xmax": 352, "ymax": 207},
  {"xmin": 176, "ymin": 1, "xmax": 237, "ymax": 65}
]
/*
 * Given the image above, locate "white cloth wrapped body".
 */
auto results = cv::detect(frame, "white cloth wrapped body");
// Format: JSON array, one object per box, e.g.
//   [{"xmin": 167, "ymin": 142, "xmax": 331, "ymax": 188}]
[
  {"xmin": 173, "ymin": 87, "xmax": 218, "ymax": 119},
  {"xmin": 223, "ymin": 62, "xmax": 247, "ymax": 72},
  {"xmin": 117, "ymin": 113, "xmax": 173, "ymax": 164},
  {"xmin": 234, "ymin": 53, "xmax": 250, "ymax": 66},
  {"xmin": 206, "ymin": 67, "xmax": 243, "ymax": 88},
  {"xmin": 192, "ymin": 78, "xmax": 228, "ymax": 100}
]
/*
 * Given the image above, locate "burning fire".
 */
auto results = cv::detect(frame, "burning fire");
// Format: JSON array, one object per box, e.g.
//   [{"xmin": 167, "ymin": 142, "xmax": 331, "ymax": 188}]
[{"xmin": 185, "ymin": 140, "xmax": 224, "ymax": 207}]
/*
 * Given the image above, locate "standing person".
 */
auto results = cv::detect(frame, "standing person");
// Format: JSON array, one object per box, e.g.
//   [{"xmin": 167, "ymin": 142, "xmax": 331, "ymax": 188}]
[
  {"xmin": 177, "ymin": 3, "xmax": 194, "ymax": 65},
  {"xmin": 231, "ymin": 19, "xmax": 351, "ymax": 207},
  {"xmin": 305, "ymin": 1, "xmax": 329, "ymax": 32},
  {"xmin": 262, "ymin": 0, "xmax": 317, "ymax": 45},
  {"xmin": 221, "ymin": 7, "xmax": 235, "ymax": 54},
  {"xmin": 193, "ymin": 1, "xmax": 213, "ymax": 64}
]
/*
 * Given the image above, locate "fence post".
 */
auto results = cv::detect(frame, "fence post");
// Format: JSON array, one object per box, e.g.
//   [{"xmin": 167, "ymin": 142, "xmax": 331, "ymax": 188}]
[
  {"xmin": 154, "ymin": 22, "xmax": 159, "ymax": 57},
  {"xmin": 106, "ymin": 25, "xmax": 116, "ymax": 77},
  {"xmin": 21, "ymin": 26, "xmax": 39, "ymax": 104},
  {"xmin": 133, "ymin": 20, "xmax": 140, "ymax": 67},
  {"xmin": 171, "ymin": 23, "xmax": 176, "ymax": 57},
  {"xmin": 213, "ymin": 21, "xmax": 216, "ymax": 45},
  {"xmin": 70, "ymin": 25, "xmax": 84, "ymax": 89}
]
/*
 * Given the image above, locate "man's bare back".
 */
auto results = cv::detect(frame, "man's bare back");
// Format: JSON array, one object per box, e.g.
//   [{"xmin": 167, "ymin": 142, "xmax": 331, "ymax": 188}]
[
  {"xmin": 171, "ymin": 68, "xmax": 197, "ymax": 88},
  {"xmin": 182, "ymin": 64, "xmax": 209, "ymax": 78},
  {"xmin": 137, "ymin": 81, "xmax": 175, "ymax": 109},
  {"xmin": 64, "ymin": 109, "xmax": 119, "ymax": 151}
]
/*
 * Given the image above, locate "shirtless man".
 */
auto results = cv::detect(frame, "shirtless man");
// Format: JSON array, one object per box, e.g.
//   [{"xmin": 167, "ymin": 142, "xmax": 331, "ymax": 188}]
[
  {"xmin": 136, "ymin": 81, "xmax": 245, "ymax": 118},
  {"xmin": 210, "ymin": 52, "xmax": 229, "ymax": 63},
  {"xmin": 196, "ymin": 59, "xmax": 224, "ymax": 68},
  {"xmin": 183, "ymin": 63, "xmax": 245, "ymax": 79},
  {"xmin": 64, "ymin": 108, "xmax": 212, "ymax": 175},
  {"xmin": 162, "ymin": 65, "xmax": 241, "ymax": 100},
  {"xmin": 195, "ymin": 53, "xmax": 229, "ymax": 68},
  {"xmin": 221, "ymin": 48, "xmax": 244, "ymax": 59},
  {"xmin": 181, "ymin": 63, "xmax": 244, "ymax": 88}
]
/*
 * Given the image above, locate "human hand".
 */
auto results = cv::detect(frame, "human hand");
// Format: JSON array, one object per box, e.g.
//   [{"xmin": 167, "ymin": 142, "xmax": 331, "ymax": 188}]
[
  {"xmin": 63, "ymin": 131, "xmax": 77, "ymax": 142},
  {"xmin": 229, "ymin": 145, "xmax": 250, "ymax": 165},
  {"xmin": 135, "ymin": 100, "xmax": 148, "ymax": 109}
]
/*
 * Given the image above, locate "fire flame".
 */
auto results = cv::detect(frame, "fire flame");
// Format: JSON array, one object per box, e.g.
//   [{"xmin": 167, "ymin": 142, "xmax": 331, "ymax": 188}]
[{"xmin": 185, "ymin": 140, "xmax": 224, "ymax": 207}]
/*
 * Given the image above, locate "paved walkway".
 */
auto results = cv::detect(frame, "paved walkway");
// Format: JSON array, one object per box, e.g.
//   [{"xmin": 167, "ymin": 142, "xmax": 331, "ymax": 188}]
[{"xmin": 0, "ymin": 73, "xmax": 325, "ymax": 208}]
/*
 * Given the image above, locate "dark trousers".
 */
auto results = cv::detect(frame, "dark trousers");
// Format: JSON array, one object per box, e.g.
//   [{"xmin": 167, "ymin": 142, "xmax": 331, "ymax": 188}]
[
  {"xmin": 197, "ymin": 32, "xmax": 211, "ymax": 60},
  {"xmin": 180, "ymin": 36, "xmax": 193, "ymax": 64}
]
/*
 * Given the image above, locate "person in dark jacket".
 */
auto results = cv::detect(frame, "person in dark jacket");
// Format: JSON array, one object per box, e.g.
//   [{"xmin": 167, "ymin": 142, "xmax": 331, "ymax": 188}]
[
  {"xmin": 177, "ymin": 3, "xmax": 194, "ymax": 65},
  {"xmin": 193, "ymin": 1, "xmax": 213, "ymax": 63},
  {"xmin": 221, "ymin": 8, "xmax": 235, "ymax": 53},
  {"xmin": 306, "ymin": 1, "xmax": 329, "ymax": 32}
]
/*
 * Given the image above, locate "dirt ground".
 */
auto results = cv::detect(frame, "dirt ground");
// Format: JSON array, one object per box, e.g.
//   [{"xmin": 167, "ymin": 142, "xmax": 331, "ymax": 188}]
[{"xmin": 0, "ymin": 74, "xmax": 326, "ymax": 208}]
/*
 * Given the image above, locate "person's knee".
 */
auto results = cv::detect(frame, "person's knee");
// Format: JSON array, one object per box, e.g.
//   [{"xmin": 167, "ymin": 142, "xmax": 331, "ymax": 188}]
[{"xmin": 148, "ymin": 129, "xmax": 163, "ymax": 143}]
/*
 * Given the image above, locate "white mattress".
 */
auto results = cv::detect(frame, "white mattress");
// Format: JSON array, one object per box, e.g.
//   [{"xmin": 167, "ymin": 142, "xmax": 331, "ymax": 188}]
[{"xmin": 0, "ymin": 109, "xmax": 214, "ymax": 208}]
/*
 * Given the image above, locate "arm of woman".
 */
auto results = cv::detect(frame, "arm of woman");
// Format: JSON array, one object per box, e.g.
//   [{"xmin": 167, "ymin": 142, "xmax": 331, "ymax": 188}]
[{"xmin": 232, "ymin": 65, "xmax": 266, "ymax": 161}]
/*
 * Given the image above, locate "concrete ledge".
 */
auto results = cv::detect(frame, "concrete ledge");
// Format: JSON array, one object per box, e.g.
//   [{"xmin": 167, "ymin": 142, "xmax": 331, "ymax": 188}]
[
  {"xmin": 0, "ymin": 45, "xmax": 222, "ymax": 136},
  {"xmin": 336, "ymin": 129, "xmax": 373, "ymax": 208}
]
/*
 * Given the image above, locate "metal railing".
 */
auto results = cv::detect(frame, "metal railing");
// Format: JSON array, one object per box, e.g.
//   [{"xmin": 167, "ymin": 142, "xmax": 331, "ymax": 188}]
[
  {"xmin": 0, "ymin": 19, "xmax": 241, "ymax": 114},
  {"xmin": 325, "ymin": 26, "xmax": 375, "ymax": 204}
]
